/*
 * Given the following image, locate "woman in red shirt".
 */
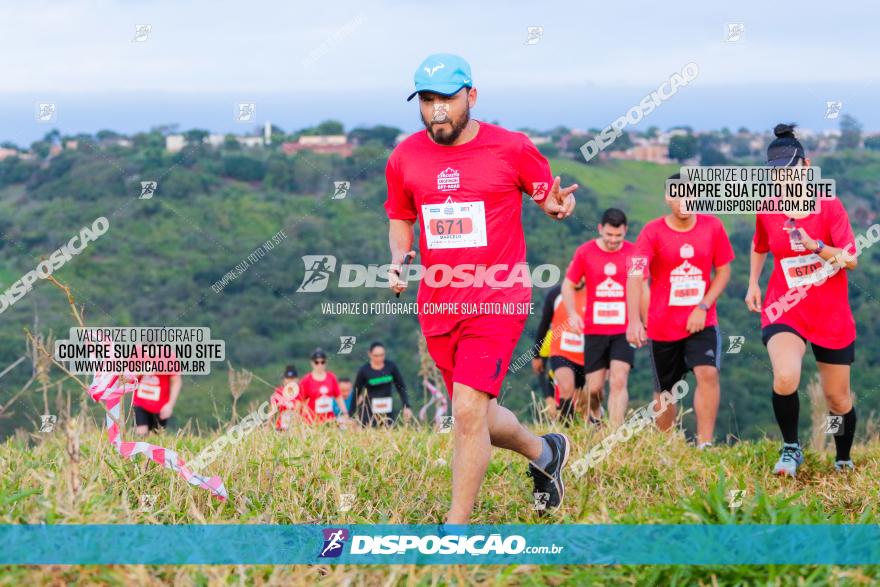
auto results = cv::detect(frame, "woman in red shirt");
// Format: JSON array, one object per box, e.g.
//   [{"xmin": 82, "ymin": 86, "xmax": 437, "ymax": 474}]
[
  {"xmin": 298, "ymin": 349, "xmax": 350, "ymax": 424},
  {"xmin": 745, "ymin": 123, "xmax": 859, "ymax": 477}
]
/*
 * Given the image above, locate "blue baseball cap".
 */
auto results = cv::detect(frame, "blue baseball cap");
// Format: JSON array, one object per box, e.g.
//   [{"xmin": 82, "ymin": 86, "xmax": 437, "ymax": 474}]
[{"xmin": 406, "ymin": 53, "xmax": 473, "ymax": 101}]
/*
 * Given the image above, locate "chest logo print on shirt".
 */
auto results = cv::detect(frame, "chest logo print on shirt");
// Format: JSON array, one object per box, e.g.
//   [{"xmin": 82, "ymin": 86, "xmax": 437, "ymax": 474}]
[
  {"xmin": 668, "ymin": 243, "xmax": 705, "ymax": 306},
  {"xmin": 319, "ymin": 385, "xmax": 329, "ymax": 395},
  {"xmin": 596, "ymin": 262, "xmax": 623, "ymax": 298},
  {"xmin": 437, "ymin": 168, "xmax": 460, "ymax": 192},
  {"xmin": 670, "ymin": 244, "xmax": 703, "ymax": 283}
]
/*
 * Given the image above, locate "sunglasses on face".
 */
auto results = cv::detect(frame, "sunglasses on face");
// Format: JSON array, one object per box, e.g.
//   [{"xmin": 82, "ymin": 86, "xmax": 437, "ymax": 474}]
[{"xmin": 313, "ymin": 359, "xmax": 326, "ymax": 365}]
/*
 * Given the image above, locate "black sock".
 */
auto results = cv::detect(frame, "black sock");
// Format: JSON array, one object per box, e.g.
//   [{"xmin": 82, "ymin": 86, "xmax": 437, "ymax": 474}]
[
  {"xmin": 772, "ymin": 391, "xmax": 800, "ymax": 445},
  {"xmin": 832, "ymin": 408, "xmax": 857, "ymax": 462},
  {"xmin": 559, "ymin": 398, "xmax": 574, "ymax": 424}
]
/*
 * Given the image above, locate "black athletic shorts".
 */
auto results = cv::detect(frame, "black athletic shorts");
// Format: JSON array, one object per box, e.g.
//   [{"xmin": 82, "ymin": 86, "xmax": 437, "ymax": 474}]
[
  {"xmin": 762, "ymin": 323, "xmax": 855, "ymax": 365},
  {"xmin": 134, "ymin": 406, "xmax": 169, "ymax": 431},
  {"xmin": 584, "ymin": 333, "xmax": 635, "ymax": 373},
  {"xmin": 548, "ymin": 355, "xmax": 585, "ymax": 389},
  {"xmin": 648, "ymin": 326, "xmax": 721, "ymax": 393}
]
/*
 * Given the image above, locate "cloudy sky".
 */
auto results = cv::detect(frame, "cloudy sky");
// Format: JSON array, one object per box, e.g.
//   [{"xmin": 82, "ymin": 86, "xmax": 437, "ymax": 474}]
[{"xmin": 1, "ymin": 0, "xmax": 878, "ymax": 143}]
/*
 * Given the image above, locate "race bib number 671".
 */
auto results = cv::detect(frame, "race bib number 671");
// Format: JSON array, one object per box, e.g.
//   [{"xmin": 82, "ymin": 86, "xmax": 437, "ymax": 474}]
[{"xmin": 422, "ymin": 201, "xmax": 488, "ymax": 249}]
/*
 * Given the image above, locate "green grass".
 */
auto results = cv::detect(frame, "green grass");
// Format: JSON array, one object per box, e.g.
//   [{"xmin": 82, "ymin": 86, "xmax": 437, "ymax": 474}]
[{"xmin": 2, "ymin": 413, "xmax": 879, "ymax": 584}]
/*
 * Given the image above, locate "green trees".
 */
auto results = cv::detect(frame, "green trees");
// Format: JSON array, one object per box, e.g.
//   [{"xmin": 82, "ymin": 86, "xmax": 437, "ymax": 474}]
[
  {"xmin": 838, "ymin": 114, "xmax": 863, "ymax": 150},
  {"xmin": 668, "ymin": 134, "xmax": 697, "ymax": 162}
]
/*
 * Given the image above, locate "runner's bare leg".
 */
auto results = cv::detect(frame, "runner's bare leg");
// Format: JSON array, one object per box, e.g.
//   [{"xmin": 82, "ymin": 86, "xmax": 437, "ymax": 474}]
[
  {"xmin": 586, "ymin": 368, "xmax": 606, "ymax": 417},
  {"xmin": 487, "ymin": 398, "xmax": 543, "ymax": 458},
  {"xmin": 652, "ymin": 390, "xmax": 675, "ymax": 430},
  {"xmin": 447, "ymin": 383, "xmax": 543, "ymax": 523},
  {"xmin": 554, "ymin": 367, "xmax": 575, "ymax": 401},
  {"xmin": 767, "ymin": 332, "xmax": 805, "ymax": 394},
  {"xmin": 447, "ymin": 383, "xmax": 492, "ymax": 524},
  {"xmin": 607, "ymin": 360, "xmax": 631, "ymax": 427},
  {"xmin": 817, "ymin": 362, "xmax": 852, "ymax": 414},
  {"xmin": 693, "ymin": 365, "xmax": 720, "ymax": 445}
]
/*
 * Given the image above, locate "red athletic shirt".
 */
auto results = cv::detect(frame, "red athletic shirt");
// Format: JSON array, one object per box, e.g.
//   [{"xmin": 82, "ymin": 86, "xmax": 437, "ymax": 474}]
[
  {"xmin": 753, "ymin": 198, "xmax": 856, "ymax": 348},
  {"xmin": 634, "ymin": 215, "xmax": 735, "ymax": 342},
  {"xmin": 271, "ymin": 383, "xmax": 302, "ymax": 430},
  {"xmin": 132, "ymin": 373, "xmax": 175, "ymax": 414},
  {"xmin": 131, "ymin": 345, "xmax": 180, "ymax": 414},
  {"xmin": 384, "ymin": 122, "xmax": 554, "ymax": 336},
  {"xmin": 298, "ymin": 372, "xmax": 341, "ymax": 423},
  {"xmin": 566, "ymin": 240, "xmax": 634, "ymax": 335}
]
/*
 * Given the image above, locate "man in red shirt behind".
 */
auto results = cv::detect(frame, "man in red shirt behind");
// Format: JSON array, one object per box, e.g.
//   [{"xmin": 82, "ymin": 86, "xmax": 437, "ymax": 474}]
[
  {"xmin": 626, "ymin": 173, "xmax": 734, "ymax": 448},
  {"xmin": 563, "ymin": 208, "xmax": 643, "ymax": 428},
  {"xmin": 385, "ymin": 53, "xmax": 578, "ymax": 524},
  {"xmin": 133, "ymin": 369, "xmax": 182, "ymax": 436}
]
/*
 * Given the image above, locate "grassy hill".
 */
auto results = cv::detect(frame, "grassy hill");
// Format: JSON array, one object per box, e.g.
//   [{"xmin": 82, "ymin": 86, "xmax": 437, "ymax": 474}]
[
  {"xmin": 1, "ymin": 418, "xmax": 879, "ymax": 584},
  {"xmin": 1, "ymin": 147, "xmax": 879, "ymax": 446}
]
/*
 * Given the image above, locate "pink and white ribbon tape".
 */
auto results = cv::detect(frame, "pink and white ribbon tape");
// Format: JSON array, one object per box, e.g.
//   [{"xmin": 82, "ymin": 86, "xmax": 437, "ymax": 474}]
[{"xmin": 87, "ymin": 370, "xmax": 228, "ymax": 500}]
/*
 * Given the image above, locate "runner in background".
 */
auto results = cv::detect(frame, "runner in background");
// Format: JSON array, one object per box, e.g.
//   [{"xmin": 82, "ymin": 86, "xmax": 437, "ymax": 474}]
[
  {"xmin": 270, "ymin": 365, "xmax": 301, "ymax": 431},
  {"xmin": 563, "ymin": 208, "xmax": 642, "ymax": 428},
  {"xmin": 386, "ymin": 53, "xmax": 578, "ymax": 523},
  {"xmin": 532, "ymin": 284, "xmax": 561, "ymax": 420},
  {"xmin": 298, "ymin": 349, "xmax": 349, "ymax": 424},
  {"xmin": 133, "ymin": 358, "xmax": 182, "ymax": 436},
  {"xmin": 548, "ymin": 278, "xmax": 587, "ymax": 425},
  {"xmin": 745, "ymin": 123, "xmax": 859, "ymax": 476},
  {"xmin": 335, "ymin": 377, "xmax": 355, "ymax": 417},
  {"xmin": 352, "ymin": 342, "xmax": 413, "ymax": 426},
  {"xmin": 626, "ymin": 174, "xmax": 735, "ymax": 448}
]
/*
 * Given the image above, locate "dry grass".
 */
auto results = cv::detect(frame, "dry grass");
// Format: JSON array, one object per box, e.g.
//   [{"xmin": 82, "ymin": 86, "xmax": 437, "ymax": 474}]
[{"xmin": 2, "ymin": 412, "xmax": 879, "ymax": 585}]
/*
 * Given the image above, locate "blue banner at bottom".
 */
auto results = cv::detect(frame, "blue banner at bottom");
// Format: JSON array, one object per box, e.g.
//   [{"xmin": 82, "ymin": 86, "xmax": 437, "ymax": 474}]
[{"xmin": 2, "ymin": 524, "xmax": 880, "ymax": 565}]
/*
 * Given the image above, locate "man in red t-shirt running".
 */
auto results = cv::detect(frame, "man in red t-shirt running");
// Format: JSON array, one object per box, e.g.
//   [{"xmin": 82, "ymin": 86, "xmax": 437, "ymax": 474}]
[
  {"xmin": 385, "ymin": 53, "xmax": 578, "ymax": 524},
  {"xmin": 563, "ymin": 208, "xmax": 645, "ymax": 428},
  {"xmin": 133, "ymin": 370, "xmax": 182, "ymax": 436},
  {"xmin": 626, "ymin": 174, "xmax": 735, "ymax": 448}
]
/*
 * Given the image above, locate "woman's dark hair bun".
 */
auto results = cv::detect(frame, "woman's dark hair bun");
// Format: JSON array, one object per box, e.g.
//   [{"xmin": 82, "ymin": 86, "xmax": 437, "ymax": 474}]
[{"xmin": 774, "ymin": 123, "xmax": 797, "ymax": 139}]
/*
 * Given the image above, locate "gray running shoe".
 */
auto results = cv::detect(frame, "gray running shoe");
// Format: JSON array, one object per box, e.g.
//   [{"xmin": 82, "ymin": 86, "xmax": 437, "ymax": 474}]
[{"xmin": 773, "ymin": 443, "xmax": 804, "ymax": 477}]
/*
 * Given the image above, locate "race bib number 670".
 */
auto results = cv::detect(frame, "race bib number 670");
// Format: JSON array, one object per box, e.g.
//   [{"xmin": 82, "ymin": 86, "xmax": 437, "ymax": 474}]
[{"xmin": 421, "ymin": 201, "xmax": 488, "ymax": 249}]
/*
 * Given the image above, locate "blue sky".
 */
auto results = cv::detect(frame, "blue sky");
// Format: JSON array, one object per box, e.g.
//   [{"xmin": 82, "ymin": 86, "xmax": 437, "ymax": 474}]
[{"xmin": 1, "ymin": 0, "xmax": 878, "ymax": 144}]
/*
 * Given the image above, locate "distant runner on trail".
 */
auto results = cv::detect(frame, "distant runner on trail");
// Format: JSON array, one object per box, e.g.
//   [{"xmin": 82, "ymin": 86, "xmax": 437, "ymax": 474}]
[
  {"xmin": 385, "ymin": 53, "xmax": 578, "ymax": 523},
  {"xmin": 333, "ymin": 377, "xmax": 355, "ymax": 417},
  {"xmin": 547, "ymin": 278, "xmax": 587, "ymax": 425},
  {"xmin": 626, "ymin": 174, "xmax": 735, "ymax": 448},
  {"xmin": 270, "ymin": 365, "xmax": 301, "ymax": 431},
  {"xmin": 563, "ymin": 208, "xmax": 643, "ymax": 428},
  {"xmin": 352, "ymin": 342, "xmax": 413, "ymax": 426},
  {"xmin": 745, "ymin": 123, "xmax": 859, "ymax": 476},
  {"xmin": 298, "ymin": 349, "xmax": 350, "ymax": 424},
  {"xmin": 132, "ymin": 354, "xmax": 182, "ymax": 436},
  {"xmin": 532, "ymin": 284, "xmax": 561, "ymax": 421}
]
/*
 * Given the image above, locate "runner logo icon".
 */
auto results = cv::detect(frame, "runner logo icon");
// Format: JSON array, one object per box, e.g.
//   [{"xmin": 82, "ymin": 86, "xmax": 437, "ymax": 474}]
[
  {"xmin": 297, "ymin": 255, "xmax": 337, "ymax": 292},
  {"xmin": 319, "ymin": 528, "xmax": 349, "ymax": 558}
]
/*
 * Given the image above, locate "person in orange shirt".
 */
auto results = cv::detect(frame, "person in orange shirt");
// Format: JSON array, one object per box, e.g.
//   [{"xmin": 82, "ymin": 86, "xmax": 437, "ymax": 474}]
[{"xmin": 548, "ymin": 278, "xmax": 587, "ymax": 424}]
